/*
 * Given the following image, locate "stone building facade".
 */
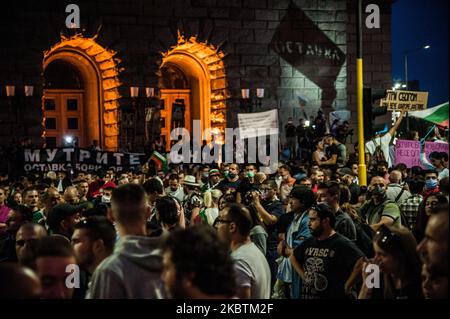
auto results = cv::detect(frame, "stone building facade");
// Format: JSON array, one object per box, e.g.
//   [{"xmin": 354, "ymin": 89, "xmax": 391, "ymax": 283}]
[{"xmin": 0, "ymin": 0, "xmax": 392, "ymax": 152}]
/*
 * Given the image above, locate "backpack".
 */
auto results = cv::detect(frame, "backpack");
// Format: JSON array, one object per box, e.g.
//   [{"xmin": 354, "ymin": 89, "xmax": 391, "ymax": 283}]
[{"xmin": 354, "ymin": 219, "xmax": 375, "ymax": 258}]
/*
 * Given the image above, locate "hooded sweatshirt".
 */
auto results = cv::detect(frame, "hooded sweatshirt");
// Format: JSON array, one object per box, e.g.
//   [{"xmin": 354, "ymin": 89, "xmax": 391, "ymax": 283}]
[{"xmin": 87, "ymin": 235, "xmax": 166, "ymax": 299}]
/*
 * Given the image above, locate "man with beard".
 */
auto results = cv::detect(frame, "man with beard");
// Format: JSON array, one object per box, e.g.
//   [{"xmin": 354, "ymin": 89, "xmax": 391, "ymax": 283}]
[
  {"xmin": 161, "ymin": 225, "xmax": 236, "ymax": 299},
  {"xmin": 71, "ymin": 216, "xmax": 116, "ymax": 299},
  {"xmin": 164, "ymin": 174, "xmax": 185, "ymax": 203},
  {"xmin": 358, "ymin": 176, "xmax": 401, "ymax": 231},
  {"xmin": 290, "ymin": 203, "xmax": 364, "ymax": 299},
  {"xmin": 217, "ymin": 163, "xmax": 241, "ymax": 193}
]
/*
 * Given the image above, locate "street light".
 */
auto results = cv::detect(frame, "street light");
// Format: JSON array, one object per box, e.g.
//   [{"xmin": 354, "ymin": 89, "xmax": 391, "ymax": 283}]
[{"xmin": 404, "ymin": 45, "xmax": 431, "ymax": 90}]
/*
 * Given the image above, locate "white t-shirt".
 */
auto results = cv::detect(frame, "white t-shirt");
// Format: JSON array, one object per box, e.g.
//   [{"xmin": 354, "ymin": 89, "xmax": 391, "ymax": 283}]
[
  {"xmin": 365, "ymin": 133, "xmax": 393, "ymax": 168},
  {"xmin": 231, "ymin": 242, "xmax": 271, "ymax": 299}
]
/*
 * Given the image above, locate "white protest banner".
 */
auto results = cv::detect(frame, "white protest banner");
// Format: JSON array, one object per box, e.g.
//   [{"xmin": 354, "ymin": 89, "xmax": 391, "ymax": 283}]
[
  {"xmin": 238, "ymin": 109, "xmax": 279, "ymax": 139},
  {"xmin": 381, "ymin": 90, "xmax": 428, "ymax": 111}
]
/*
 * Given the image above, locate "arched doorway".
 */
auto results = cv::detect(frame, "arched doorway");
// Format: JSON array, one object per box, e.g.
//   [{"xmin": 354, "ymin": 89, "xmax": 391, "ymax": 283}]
[
  {"xmin": 160, "ymin": 33, "xmax": 229, "ymax": 151},
  {"xmin": 43, "ymin": 34, "xmax": 122, "ymax": 151}
]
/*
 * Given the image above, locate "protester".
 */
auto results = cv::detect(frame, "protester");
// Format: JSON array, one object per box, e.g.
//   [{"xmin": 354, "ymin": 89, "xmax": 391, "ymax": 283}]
[
  {"xmin": 33, "ymin": 235, "xmax": 77, "ymax": 299},
  {"xmin": 359, "ymin": 176, "xmax": 402, "ymax": 231},
  {"xmin": 291, "ymin": 203, "xmax": 365, "ymax": 299},
  {"xmin": 161, "ymin": 225, "xmax": 236, "ymax": 298},
  {"xmin": 88, "ymin": 184, "xmax": 165, "ymax": 299},
  {"xmin": 217, "ymin": 203, "xmax": 271, "ymax": 299},
  {"xmin": 359, "ymin": 225, "xmax": 423, "ymax": 299}
]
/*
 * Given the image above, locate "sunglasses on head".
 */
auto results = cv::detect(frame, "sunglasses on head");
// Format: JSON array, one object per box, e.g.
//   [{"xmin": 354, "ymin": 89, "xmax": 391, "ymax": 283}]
[{"xmin": 375, "ymin": 224, "xmax": 397, "ymax": 245}]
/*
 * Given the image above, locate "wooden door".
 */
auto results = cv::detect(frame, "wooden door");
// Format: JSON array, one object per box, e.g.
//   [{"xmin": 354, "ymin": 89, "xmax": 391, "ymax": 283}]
[
  {"xmin": 43, "ymin": 90, "xmax": 84, "ymax": 148},
  {"xmin": 160, "ymin": 89, "xmax": 191, "ymax": 152}
]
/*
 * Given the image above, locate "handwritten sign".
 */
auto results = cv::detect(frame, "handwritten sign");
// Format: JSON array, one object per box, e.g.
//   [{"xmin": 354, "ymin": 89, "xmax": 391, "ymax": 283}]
[
  {"xmin": 381, "ymin": 90, "xmax": 428, "ymax": 111},
  {"xmin": 238, "ymin": 110, "xmax": 279, "ymax": 139},
  {"xmin": 395, "ymin": 140, "xmax": 449, "ymax": 168}
]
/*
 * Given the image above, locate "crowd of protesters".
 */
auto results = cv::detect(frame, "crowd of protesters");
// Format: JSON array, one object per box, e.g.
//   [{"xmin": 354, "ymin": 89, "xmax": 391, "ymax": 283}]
[{"xmin": 0, "ymin": 110, "xmax": 448, "ymax": 300}]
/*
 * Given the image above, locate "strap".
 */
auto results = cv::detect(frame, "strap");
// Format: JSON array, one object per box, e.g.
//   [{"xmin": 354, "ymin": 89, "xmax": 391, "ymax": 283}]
[{"xmin": 395, "ymin": 188, "xmax": 405, "ymax": 203}]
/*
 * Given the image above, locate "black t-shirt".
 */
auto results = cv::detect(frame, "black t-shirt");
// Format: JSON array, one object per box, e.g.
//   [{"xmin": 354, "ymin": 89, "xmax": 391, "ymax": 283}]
[
  {"xmin": 261, "ymin": 199, "xmax": 284, "ymax": 251},
  {"xmin": 285, "ymin": 124, "xmax": 297, "ymax": 138},
  {"xmin": 294, "ymin": 233, "xmax": 364, "ymax": 299},
  {"xmin": 326, "ymin": 144, "xmax": 339, "ymax": 161}
]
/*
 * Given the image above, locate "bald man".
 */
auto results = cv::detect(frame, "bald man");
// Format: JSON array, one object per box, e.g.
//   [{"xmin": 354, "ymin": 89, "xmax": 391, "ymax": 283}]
[
  {"xmin": 0, "ymin": 263, "xmax": 42, "ymax": 298},
  {"xmin": 386, "ymin": 170, "xmax": 411, "ymax": 205}
]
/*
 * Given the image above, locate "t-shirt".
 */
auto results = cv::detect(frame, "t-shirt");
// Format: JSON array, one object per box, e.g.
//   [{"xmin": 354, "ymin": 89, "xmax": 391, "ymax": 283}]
[
  {"xmin": 262, "ymin": 199, "xmax": 284, "ymax": 251},
  {"xmin": 365, "ymin": 133, "xmax": 393, "ymax": 168},
  {"xmin": 359, "ymin": 198, "xmax": 402, "ymax": 227},
  {"xmin": 217, "ymin": 179, "xmax": 241, "ymax": 193},
  {"xmin": 285, "ymin": 124, "xmax": 297, "ymax": 138},
  {"xmin": 335, "ymin": 209, "xmax": 357, "ymax": 241},
  {"xmin": 250, "ymin": 225, "xmax": 268, "ymax": 255},
  {"xmin": 231, "ymin": 242, "xmax": 271, "ymax": 299},
  {"xmin": 293, "ymin": 233, "xmax": 364, "ymax": 299}
]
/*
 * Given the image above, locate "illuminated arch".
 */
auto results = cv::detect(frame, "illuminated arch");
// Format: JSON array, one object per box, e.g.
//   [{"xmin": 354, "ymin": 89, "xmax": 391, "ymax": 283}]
[
  {"xmin": 43, "ymin": 34, "xmax": 122, "ymax": 150},
  {"xmin": 160, "ymin": 32, "xmax": 228, "ymax": 135}
]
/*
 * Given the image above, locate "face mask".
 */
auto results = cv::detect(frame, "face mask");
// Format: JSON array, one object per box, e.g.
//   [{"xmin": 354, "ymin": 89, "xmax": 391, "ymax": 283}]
[
  {"xmin": 425, "ymin": 179, "xmax": 438, "ymax": 190},
  {"xmin": 247, "ymin": 172, "xmax": 255, "ymax": 179},
  {"xmin": 101, "ymin": 195, "xmax": 111, "ymax": 203},
  {"xmin": 370, "ymin": 186, "xmax": 385, "ymax": 196},
  {"xmin": 282, "ymin": 175, "xmax": 289, "ymax": 181},
  {"xmin": 228, "ymin": 172, "xmax": 236, "ymax": 179},
  {"xmin": 202, "ymin": 173, "xmax": 209, "ymax": 178},
  {"xmin": 223, "ymin": 171, "xmax": 230, "ymax": 178}
]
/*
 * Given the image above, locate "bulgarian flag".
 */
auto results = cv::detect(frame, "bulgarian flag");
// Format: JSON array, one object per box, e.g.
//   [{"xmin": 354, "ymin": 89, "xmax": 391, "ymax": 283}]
[
  {"xmin": 409, "ymin": 102, "xmax": 449, "ymax": 128},
  {"xmin": 149, "ymin": 151, "xmax": 168, "ymax": 172}
]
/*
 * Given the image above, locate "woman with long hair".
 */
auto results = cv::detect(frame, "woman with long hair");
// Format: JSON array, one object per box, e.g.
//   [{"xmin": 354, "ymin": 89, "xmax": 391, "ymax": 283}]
[
  {"xmin": 359, "ymin": 225, "xmax": 423, "ymax": 299},
  {"xmin": 198, "ymin": 189, "xmax": 222, "ymax": 226},
  {"xmin": 413, "ymin": 193, "xmax": 448, "ymax": 242}
]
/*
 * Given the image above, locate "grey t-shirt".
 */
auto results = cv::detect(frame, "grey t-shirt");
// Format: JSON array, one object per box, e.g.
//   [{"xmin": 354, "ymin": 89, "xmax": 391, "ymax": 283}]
[{"xmin": 231, "ymin": 242, "xmax": 271, "ymax": 299}]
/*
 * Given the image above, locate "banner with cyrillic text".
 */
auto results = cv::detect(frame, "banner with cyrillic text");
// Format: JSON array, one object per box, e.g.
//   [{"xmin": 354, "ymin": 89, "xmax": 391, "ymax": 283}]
[{"xmin": 23, "ymin": 148, "xmax": 146, "ymax": 172}]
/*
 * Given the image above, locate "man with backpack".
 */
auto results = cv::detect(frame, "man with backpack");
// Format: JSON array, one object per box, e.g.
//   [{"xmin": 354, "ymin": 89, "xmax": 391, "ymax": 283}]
[{"xmin": 358, "ymin": 176, "xmax": 402, "ymax": 231}]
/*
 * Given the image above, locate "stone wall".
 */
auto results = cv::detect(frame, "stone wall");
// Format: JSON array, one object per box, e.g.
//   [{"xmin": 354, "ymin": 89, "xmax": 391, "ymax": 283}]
[{"xmin": 0, "ymin": 0, "xmax": 392, "ymax": 151}]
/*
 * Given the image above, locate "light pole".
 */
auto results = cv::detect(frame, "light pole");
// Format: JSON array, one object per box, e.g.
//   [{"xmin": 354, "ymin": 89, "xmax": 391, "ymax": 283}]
[
  {"xmin": 404, "ymin": 45, "xmax": 430, "ymax": 90},
  {"xmin": 404, "ymin": 45, "xmax": 430, "ymax": 130}
]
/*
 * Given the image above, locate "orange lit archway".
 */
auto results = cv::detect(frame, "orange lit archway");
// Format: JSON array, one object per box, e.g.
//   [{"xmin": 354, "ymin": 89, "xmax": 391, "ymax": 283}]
[
  {"xmin": 160, "ymin": 33, "xmax": 228, "ymax": 138},
  {"xmin": 43, "ymin": 34, "xmax": 122, "ymax": 151}
]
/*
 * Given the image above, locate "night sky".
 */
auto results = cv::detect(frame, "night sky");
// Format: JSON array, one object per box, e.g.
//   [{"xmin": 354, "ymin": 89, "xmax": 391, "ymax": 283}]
[{"xmin": 391, "ymin": 0, "xmax": 449, "ymax": 107}]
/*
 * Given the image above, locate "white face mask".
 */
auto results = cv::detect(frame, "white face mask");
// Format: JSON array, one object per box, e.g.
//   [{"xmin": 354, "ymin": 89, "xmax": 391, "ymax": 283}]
[{"xmin": 101, "ymin": 195, "xmax": 111, "ymax": 203}]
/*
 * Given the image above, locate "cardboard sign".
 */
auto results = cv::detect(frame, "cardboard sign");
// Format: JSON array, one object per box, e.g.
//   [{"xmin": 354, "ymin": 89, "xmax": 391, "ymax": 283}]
[
  {"xmin": 381, "ymin": 90, "xmax": 428, "ymax": 111},
  {"xmin": 395, "ymin": 140, "xmax": 449, "ymax": 168}
]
